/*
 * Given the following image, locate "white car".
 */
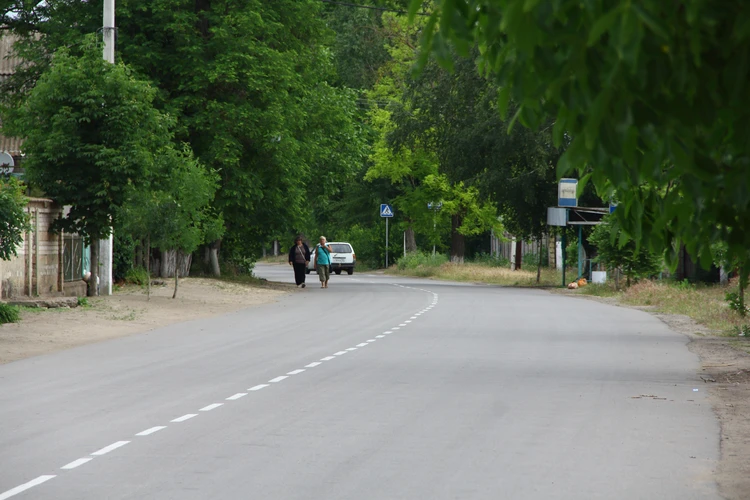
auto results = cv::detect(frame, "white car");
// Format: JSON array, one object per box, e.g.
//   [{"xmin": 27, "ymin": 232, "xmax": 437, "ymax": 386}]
[{"xmin": 307, "ymin": 242, "xmax": 356, "ymax": 275}]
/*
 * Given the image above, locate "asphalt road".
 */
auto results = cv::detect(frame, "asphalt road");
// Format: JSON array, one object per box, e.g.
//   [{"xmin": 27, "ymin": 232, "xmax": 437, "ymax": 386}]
[{"xmin": 0, "ymin": 264, "xmax": 720, "ymax": 499}]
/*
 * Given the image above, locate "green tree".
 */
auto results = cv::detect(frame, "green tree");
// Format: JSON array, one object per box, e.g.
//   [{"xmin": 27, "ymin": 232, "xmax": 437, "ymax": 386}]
[
  {"xmin": 413, "ymin": 0, "xmax": 750, "ymax": 283},
  {"xmin": 1, "ymin": 41, "xmax": 174, "ymax": 295},
  {"xmin": 589, "ymin": 217, "xmax": 663, "ymax": 288},
  {"xmin": 2, "ymin": 1, "xmax": 365, "ymax": 267},
  {"xmin": 122, "ymin": 147, "xmax": 223, "ymax": 298},
  {"xmin": 0, "ymin": 177, "xmax": 29, "ymax": 261}
]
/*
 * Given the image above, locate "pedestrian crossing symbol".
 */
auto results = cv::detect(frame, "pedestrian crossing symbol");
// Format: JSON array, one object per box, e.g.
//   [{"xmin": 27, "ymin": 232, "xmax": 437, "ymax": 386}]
[{"xmin": 380, "ymin": 204, "xmax": 394, "ymax": 217}]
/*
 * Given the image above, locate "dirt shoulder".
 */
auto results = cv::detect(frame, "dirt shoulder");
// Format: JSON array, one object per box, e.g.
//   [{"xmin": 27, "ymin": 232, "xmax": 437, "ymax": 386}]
[
  {"xmin": 558, "ymin": 289, "xmax": 750, "ymax": 500},
  {"xmin": 0, "ymin": 277, "xmax": 291, "ymax": 365}
]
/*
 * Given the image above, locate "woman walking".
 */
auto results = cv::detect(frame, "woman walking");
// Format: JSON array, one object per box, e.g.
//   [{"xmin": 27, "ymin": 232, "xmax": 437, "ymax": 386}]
[
  {"xmin": 288, "ymin": 236, "xmax": 310, "ymax": 288},
  {"xmin": 316, "ymin": 236, "xmax": 333, "ymax": 289}
]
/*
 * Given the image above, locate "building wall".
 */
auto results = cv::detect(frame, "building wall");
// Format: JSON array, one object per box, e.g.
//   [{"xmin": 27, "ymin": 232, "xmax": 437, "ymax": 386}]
[{"xmin": 0, "ymin": 198, "xmax": 86, "ymax": 299}]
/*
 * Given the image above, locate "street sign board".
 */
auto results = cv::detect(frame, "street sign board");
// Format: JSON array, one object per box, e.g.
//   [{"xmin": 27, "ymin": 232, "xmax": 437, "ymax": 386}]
[
  {"xmin": 547, "ymin": 207, "xmax": 566, "ymax": 227},
  {"xmin": 380, "ymin": 204, "xmax": 394, "ymax": 217},
  {"xmin": 427, "ymin": 202, "xmax": 443, "ymax": 211},
  {"xmin": 558, "ymin": 178, "xmax": 577, "ymax": 207}
]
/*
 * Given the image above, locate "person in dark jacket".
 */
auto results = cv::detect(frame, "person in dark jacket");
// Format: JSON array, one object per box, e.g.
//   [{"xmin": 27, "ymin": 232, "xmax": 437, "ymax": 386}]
[{"xmin": 288, "ymin": 236, "xmax": 311, "ymax": 288}]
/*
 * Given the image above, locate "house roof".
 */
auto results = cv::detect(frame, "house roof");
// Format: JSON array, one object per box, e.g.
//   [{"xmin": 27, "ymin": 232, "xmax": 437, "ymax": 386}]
[{"xmin": 0, "ymin": 33, "xmax": 23, "ymax": 155}]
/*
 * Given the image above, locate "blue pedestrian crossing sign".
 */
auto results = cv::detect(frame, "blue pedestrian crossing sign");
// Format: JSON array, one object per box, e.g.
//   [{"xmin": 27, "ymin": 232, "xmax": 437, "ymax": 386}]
[{"xmin": 380, "ymin": 204, "xmax": 394, "ymax": 217}]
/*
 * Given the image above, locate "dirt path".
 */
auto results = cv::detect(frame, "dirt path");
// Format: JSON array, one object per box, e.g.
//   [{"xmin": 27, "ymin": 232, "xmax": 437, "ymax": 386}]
[
  {"xmin": 559, "ymin": 290, "xmax": 750, "ymax": 499},
  {"xmin": 0, "ymin": 278, "xmax": 290, "ymax": 365}
]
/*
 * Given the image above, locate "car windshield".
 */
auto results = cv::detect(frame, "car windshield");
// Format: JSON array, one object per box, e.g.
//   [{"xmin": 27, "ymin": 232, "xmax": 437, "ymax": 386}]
[{"xmin": 330, "ymin": 244, "xmax": 351, "ymax": 253}]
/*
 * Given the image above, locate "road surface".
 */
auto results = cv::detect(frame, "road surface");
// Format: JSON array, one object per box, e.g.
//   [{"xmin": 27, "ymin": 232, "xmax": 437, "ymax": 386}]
[{"xmin": 0, "ymin": 264, "xmax": 720, "ymax": 499}]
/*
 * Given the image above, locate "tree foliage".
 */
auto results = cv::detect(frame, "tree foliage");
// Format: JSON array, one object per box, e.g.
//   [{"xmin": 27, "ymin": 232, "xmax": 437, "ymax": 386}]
[
  {"xmin": 589, "ymin": 217, "xmax": 663, "ymax": 286},
  {"xmin": 1, "ymin": 41, "xmax": 170, "ymax": 244},
  {"xmin": 414, "ymin": 0, "xmax": 750, "ymax": 278},
  {"xmin": 0, "ymin": 177, "xmax": 29, "ymax": 261}
]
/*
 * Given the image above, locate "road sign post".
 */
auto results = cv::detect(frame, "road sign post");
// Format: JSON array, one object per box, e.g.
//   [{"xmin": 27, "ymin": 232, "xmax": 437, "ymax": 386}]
[{"xmin": 380, "ymin": 204, "xmax": 394, "ymax": 268}]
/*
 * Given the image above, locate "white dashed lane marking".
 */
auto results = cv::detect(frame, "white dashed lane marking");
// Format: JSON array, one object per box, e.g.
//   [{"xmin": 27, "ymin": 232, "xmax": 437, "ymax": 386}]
[
  {"xmin": 0, "ymin": 284, "xmax": 439, "ymax": 500},
  {"xmin": 0, "ymin": 475, "xmax": 56, "ymax": 500},
  {"xmin": 171, "ymin": 413, "xmax": 197, "ymax": 423},
  {"xmin": 61, "ymin": 458, "xmax": 92, "ymax": 470},
  {"xmin": 91, "ymin": 441, "xmax": 130, "ymax": 456},
  {"xmin": 136, "ymin": 426, "xmax": 166, "ymax": 436}
]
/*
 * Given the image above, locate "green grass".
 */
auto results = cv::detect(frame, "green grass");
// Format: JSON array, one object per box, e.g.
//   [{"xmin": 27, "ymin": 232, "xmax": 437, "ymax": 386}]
[
  {"xmin": 577, "ymin": 283, "xmax": 622, "ymax": 298},
  {"xmin": 389, "ymin": 252, "xmax": 566, "ymax": 287},
  {"xmin": 0, "ymin": 303, "xmax": 20, "ymax": 324},
  {"xmin": 611, "ymin": 280, "xmax": 749, "ymax": 336}
]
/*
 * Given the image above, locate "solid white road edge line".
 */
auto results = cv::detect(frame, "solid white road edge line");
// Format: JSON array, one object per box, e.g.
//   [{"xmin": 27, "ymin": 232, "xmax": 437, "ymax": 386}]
[
  {"xmin": 0, "ymin": 475, "xmax": 56, "ymax": 500},
  {"xmin": 91, "ymin": 441, "xmax": 130, "ymax": 456}
]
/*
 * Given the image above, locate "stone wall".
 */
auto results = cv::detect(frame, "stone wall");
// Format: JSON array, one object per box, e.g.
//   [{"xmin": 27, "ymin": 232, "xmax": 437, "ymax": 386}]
[{"xmin": 0, "ymin": 198, "xmax": 85, "ymax": 299}]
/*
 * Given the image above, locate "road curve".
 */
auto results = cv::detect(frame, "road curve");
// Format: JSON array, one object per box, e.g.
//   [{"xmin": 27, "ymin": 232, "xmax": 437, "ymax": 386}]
[{"xmin": 0, "ymin": 264, "xmax": 720, "ymax": 499}]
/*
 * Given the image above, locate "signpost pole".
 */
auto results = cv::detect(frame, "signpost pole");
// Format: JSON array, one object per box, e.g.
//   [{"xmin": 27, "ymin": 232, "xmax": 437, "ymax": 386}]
[
  {"xmin": 561, "ymin": 229, "xmax": 567, "ymax": 287},
  {"xmin": 385, "ymin": 217, "xmax": 389, "ymax": 269},
  {"xmin": 578, "ymin": 225, "xmax": 583, "ymax": 279}
]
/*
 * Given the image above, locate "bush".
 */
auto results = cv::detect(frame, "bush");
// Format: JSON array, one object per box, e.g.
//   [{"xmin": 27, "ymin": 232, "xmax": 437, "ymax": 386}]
[
  {"xmin": 522, "ymin": 252, "xmax": 548, "ymax": 267},
  {"xmin": 397, "ymin": 252, "xmax": 449, "ymax": 270},
  {"xmin": 0, "ymin": 302, "xmax": 20, "ymax": 324},
  {"xmin": 125, "ymin": 266, "xmax": 150, "ymax": 286},
  {"xmin": 471, "ymin": 252, "xmax": 511, "ymax": 268}
]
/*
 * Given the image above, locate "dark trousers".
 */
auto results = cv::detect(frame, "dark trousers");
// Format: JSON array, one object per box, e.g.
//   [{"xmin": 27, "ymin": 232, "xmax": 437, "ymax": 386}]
[{"xmin": 293, "ymin": 263, "xmax": 307, "ymax": 285}]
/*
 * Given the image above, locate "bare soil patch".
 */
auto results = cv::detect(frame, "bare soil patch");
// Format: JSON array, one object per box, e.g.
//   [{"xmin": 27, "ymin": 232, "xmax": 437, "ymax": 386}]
[
  {"xmin": 560, "ymin": 288, "xmax": 750, "ymax": 499},
  {"xmin": 0, "ymin": 277, "xmax": 289, "ymax": 365}
]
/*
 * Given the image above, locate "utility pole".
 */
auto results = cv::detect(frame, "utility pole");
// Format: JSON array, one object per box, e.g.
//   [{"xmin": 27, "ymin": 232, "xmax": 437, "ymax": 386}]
[{"xmin": 99, "ymin": 0, "xmax": 115, "ymax": 295}]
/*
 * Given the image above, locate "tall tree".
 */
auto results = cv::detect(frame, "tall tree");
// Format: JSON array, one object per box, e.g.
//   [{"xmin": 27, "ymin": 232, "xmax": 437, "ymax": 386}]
[
  {"xmin": 1, "ymin": 1, "xmax": 365, "ymax": 267},
  {"xmin": 414, "ymin": 0, "xmax": 750, "ymax": 282},
  {"xmin": 1, "ymin": 41, "xmax": 173, "ymax": 295}
]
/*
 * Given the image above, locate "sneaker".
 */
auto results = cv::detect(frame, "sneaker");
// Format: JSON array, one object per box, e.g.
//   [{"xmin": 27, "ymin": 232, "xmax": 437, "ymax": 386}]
[{"xmin": 301, "ymin": 283, "xmax": 306, "ymax": 288}]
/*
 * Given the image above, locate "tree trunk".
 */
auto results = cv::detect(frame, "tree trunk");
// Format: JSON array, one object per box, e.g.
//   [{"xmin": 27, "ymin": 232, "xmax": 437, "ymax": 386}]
[
  {"xmin": 209, "ymin": 239, "xmax": 221, "ymax": 277},
  {"xmin": 273, "ymin": 239, "xmax": 279, "ymax": 257},
  {"xmin": 739, "ymin": 267, "xmax": 747, "ymax": 317},
  {"xmin": 537, "ymin": 238, "xmax": 542, "ymax": 284},
  {"xmin": 146, "ymin": 235, "xmax": 151, "ymax": 301},
  {"xmin": 450, "ymin": 214, "xmax": 465, "ymax": 264},
  {"xmin": 173, "ymin": 252, "xmax": 180, "ymax": 299},
  {"xmin": 405, "ymin": 226, "xmax": 417, "ymax": 253},
  {"xmin": 135, "ymin": 241, "xmax": 143, "ymax": 270},
  {"xmin": 514, "ymin": 240, "xmax": 523, "ymax": 271},
  {"xmin": 88, "ymin": 240, "xmax": 99, "ymax": 297},
  {"xmin": 159, "ymin": 249, "xmax": 192, "ymax": 278}
]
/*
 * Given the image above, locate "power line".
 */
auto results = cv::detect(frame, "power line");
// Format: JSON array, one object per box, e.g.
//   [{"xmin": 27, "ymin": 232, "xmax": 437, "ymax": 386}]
[{"xmin": 320, "ymin": 0, "xmax": 429, "ymax": 16}]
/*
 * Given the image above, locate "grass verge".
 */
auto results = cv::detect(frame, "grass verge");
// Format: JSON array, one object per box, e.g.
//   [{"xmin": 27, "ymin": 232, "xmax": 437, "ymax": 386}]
[{"xmin": 389, "ymin": 259, "xmax": 565, "ymax": 287}]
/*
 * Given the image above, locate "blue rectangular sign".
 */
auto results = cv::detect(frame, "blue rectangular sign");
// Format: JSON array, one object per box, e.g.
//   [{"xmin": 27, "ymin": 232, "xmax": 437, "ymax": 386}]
[{"xmin": 380, "ymin": 204, "xmax": 394, "ymax": 217}]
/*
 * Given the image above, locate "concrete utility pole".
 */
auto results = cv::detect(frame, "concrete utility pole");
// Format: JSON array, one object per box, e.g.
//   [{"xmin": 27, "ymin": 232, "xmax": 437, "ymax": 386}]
[{"xmin": 99, "ymin": 0, "xmax": 115, "ymax": 295}]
